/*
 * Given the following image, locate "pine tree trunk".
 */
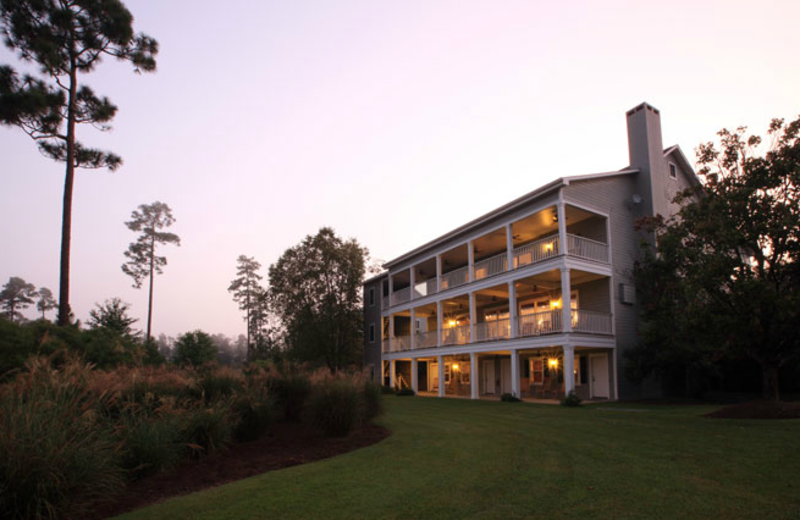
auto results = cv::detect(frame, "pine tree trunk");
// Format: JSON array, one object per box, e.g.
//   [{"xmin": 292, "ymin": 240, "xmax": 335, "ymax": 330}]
[
  {"xmin": 146, "ymin": 234, "xmax": 155, "ymax": 344},
  {"xmin": 58, "ymin": 60, "xmax": 78, "ymax": 326}
]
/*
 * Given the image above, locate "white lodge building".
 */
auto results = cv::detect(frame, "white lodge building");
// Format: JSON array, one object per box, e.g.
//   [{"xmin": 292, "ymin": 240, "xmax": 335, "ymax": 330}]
[{"xmin": 362, "ymin": 103, "xmax": 700, "ymax": 401}]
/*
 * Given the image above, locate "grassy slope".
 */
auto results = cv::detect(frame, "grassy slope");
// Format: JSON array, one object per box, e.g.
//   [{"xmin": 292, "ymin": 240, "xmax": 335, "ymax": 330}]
[{"xmin": 116, "ymin": 398, "xmax": 800, "ymax": 520}]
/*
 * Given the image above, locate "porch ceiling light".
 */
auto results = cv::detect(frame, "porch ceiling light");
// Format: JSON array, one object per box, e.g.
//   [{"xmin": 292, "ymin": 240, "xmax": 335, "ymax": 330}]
[
  {"xmin": 453, "ymin": 363, "xmax": 460, "ymax": 371},
  {"xmin": 549, "ymin": 358, "xmax": 558, "ymax": 369}
]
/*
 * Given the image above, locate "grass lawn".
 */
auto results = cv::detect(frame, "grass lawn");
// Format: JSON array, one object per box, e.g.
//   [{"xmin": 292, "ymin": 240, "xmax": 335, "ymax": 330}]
[{"xmin": 116, "ymin": 398, "xmax": 800, "ymax": 520}]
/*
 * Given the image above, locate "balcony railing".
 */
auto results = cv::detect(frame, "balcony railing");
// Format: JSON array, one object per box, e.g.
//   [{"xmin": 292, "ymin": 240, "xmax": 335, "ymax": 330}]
[
  {"xmin": 391, "ymin": 287, "xmax": 411, "ymax": 306},
  {"xmin": 440, "ymin": 266, "xmax": 469, "ymax": 291},
  {"xmin": 475, "ymin": 318, "xmax": 511, "ymax": 342},
  {"xmin": 413, "ymin": 278, "xmax": 438, "ymax": 299},
  {"xmin": 382, "ymin": 234, "xmax": 609, "ymax": 309},
  {"xmin": 518, "ymin": 311, "xmax": 562, "ymax": 337},
  {"xmin": 474, "ymin": 252, "xmax": 508, "ymax": 281},
  {"xmin": 394, "ymin": 335, "xmax": 411, "ymax": 351},
  {"xmin": 415, "ymin": 330, "xmax": 439, "ymax": 349},
  {"xmin": 571, "ymin": 309, "xmax": 612, "ymax": 334},
  {"xmin": 513, "ymin": 235, "xmax": 560, "ymax": 268},
  {"xmin": 441, "ymin": 325, "xmax": 470, "ymax": 346},
  {"xmin": 567, "ymin": 234, "xmax": 609, "ymax": 263},
  {"xmin": 382, "ymin": 340, "xmax": 391, "ymax": 353}
]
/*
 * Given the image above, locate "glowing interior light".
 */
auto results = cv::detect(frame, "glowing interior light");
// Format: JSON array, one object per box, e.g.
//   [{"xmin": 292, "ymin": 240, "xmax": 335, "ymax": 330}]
[
  {"xmin": 448, "ymin": 319, "xmax": 457, "ymax": 328},
  {"xmin": 545, "ymin": 243, "xmax": 553, "ymax": 251},
  {"xmin": 549, "ymin": 358, "xmax": 558, "ymax": 368},
  {"xmin": 452, "ymin": 363, "xmax": 460, "ymax": 371},
  {"xmin": 551, "ymin": 300, "xmax": 561, "ymax": 309}
]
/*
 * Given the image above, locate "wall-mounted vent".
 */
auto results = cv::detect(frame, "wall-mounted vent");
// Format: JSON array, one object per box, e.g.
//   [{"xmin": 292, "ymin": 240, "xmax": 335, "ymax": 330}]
[{"xmin": 619, "ymin": 283, "xmax": 636, "ymax": 305}]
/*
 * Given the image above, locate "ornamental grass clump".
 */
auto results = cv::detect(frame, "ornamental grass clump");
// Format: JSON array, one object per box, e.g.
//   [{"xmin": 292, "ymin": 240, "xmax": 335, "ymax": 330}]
[
  {"xmin": 309, "ymin": 376, "xmax": 365, "ymax": 437},
  {"xmin": 231, "ymin": 370, "xmax": 274, "ymax": 442},
  {"xmin": 362, "ymin": 380, "xmax": 384, "ymax": 422},
  {"xmin": 180, "ymin": 401, "xmax": 235, "ymax": 458},
  {"xmin": 270, "ymin": 369, "xmax": 312, "ymax": 421},
  {"xmin": 115, "ymin": 406, "xmax": 184, "ymax": 479},
  {"xmin": 0, "ymin": 355, "xmax": 125, "ymax": 519}
]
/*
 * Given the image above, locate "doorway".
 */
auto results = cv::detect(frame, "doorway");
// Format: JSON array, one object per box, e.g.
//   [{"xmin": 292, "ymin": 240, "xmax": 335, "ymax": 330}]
[{"xmin": 590, "ymin": 354, "xmax": 609, "ymax": 399}]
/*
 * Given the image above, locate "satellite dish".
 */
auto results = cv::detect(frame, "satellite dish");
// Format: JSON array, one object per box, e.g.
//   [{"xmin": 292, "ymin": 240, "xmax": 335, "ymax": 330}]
[{"xmin": 632, "ymin": 194, "xmax": 643, "ymax": 205}]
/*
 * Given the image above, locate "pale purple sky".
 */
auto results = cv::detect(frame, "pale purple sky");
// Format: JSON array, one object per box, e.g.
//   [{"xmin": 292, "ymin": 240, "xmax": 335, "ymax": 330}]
[{"xmin": 1, "ymin": 0, "xmax": 799, "ymax": 338}]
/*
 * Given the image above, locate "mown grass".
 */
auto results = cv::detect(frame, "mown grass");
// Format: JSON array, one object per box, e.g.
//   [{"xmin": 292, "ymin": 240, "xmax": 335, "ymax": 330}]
[{"xmin": 116, "ymin": 398, "xmax": 800, "ymax": 520}]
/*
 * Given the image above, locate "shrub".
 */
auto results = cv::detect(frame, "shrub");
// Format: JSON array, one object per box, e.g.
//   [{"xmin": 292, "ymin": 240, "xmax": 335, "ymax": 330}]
[
  {"xmin": 116, "ymin": 408, "xmax": 183, "ymax": 479},
  {"xmin": 0, "ymin": 356, "xmax": 125, "ymax": 519},
  {"xmin": 191, "ymin": 367, "xmax": 243, "ymax": 404},
  {"xmin": 561, "ymin": 390, "xmax": 582, "ymax": 407},
  {"xmin": 500, "ymin": 393, "xmax": 521, "ymax": 402},
  {"xmin": 362, "ymin": 380, "xmax": 384, "ymax": 421},
  {"xmin": 308, "ymin": 378, "xmax": 364, "ymax": 437},
  {"xmin": 231, "ymin": 378, "xmax": 274, "ymax": 442},
  {"xmin": 271, "ymin": 370, "xmax": 311, "ymax": 421},
  {"xmin": 180, "ymin": 402, "xmax": 234, "ymax": 458},
  {"xmin": 395, "ymin": 387, "xmax": 416, "ymax": 396},
  {"xmin": 380, "ymin": 385, "xmax": 395, "ymax": 395}
]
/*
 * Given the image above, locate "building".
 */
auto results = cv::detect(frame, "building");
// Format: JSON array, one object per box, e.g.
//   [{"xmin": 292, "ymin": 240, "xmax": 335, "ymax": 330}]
[{"xmin": 362, "ymin": 102, "xmax": 699, "ymax": 401}]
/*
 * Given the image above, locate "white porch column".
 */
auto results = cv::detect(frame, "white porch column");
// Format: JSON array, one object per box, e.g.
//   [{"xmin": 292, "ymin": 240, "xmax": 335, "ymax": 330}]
[
  {"xmin": 508, "ymin": 281, "xmax": 517, "ymax": 339},
  {"xmin": 411, "ymin": 358, "xmax": 419, "ymax": 393},
  {"xmin": 470, "ymin": 352, "xmax": 478, "ymax": 399},
  {"xmin": 409, "ymin": 267, "xmax": 416, "ymax": 301},
  {"xmin": 437, "ymin": 355, "xmax": 445, "ymax": 397},
  {"xmin": 557, "ymin": 199, "xmax": 567, "ymax": 255},
  {"xmin": 506, "ymin": 223, "xmax": 514, "ymax": 271},
  {"xmin": 468, "ymin": 240, "xmax": 475, "ymax": 282},
  {"xmin": 563, "ymin": 345, "xmax": 575, "ymax": 395},
  {"xmin": 390, "ymin": 360, "xmax": 397, "ymax": 389},
  {"xmin": 436, "ymin": 254, "xmax": 442, "ymax": 292},
  {"xmin": 469, "ymin": 292, "xmax": 476, "ymax": 344},
  {"xmin": 436, "ymin": 301, "xmax": 443, "ymax": 347},
  {"xmin": 389, "ymin": 314, "xmax": 395, "ymax": 351},
  {"xmin": 561, "ymin": 267, "xmax": 572, "ymax": 332},
  {"xmin": 410, "ymin": 308, "xmax": 416, "ymax": 350},
  {"xmin": 510, "ymin": 349, "xmax": 521, "ymax": 398}
]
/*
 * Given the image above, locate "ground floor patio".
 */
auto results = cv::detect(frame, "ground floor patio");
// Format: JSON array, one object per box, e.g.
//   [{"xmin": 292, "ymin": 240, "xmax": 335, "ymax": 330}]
[{"xmin": 383, "ymin": 345, "xmax": 616, "ymax": 401}]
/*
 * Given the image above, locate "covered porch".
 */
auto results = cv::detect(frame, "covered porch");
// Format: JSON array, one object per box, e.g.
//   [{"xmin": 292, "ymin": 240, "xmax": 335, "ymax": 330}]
[{"xmin": 384, "ymin": 344, "xmax": 616, "ymax": 402}]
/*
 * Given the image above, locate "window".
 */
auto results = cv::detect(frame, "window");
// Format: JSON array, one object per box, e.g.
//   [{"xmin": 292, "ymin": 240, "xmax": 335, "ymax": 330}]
[
  {"xmin": 669, "ymin": 162, "xmax": 677, "ymax": 179},
  {"xmin": 369, "ymin": 323, "xmax": 375, "ymax": 343},
  {"xmin": 530, "ymin": 359, "xmax": 544, "ymax": 384},
  {"xmin": 369, "ymin": 287, "xmax": 375, "ymax": 307}
]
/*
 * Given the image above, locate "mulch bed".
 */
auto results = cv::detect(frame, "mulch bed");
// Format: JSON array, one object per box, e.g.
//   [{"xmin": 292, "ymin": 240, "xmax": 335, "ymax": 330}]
[
  {"xmin": 705, "ymin": 400, "xmax": 800, "ymax": 419},
  {"xmin": 86, "ymin": 422, "xmax": 391, "ymax": 520}
]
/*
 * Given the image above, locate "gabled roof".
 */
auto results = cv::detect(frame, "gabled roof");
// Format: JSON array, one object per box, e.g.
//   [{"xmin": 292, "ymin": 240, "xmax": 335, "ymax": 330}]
[{"xmin": 663, "ymin": 144, "xmax": 702, "ymax": 187}]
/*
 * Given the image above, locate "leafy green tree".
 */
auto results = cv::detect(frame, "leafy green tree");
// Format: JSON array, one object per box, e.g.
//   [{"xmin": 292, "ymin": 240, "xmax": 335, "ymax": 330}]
[
  {"xmin": 36, "ymin": 287, "xmax": 57, "ymax": 320},
  {"xmin": 268, "ymin": 227, "xmax": 367, "ymax": 372},
  {"xmin": 0, "ymin": 276, "xmax": 37, "ymax": 322},
  {"xmin": 173, "ymin": 330, "xmax": 217, "ymax": 367},
  {"xmin": 630, "ymin": 116, "xmax": 800, "ymax": 400},
  {"xmin": 121, "ymin": 201, "xmax": 180, "ymax": 344},
  {"xmin": 228, "ymin": 255, "xmax": 265, "ymax": 361},
  {"xmin": 0, "ymin": 0, "xmax": 157, "ymax": 326},
  {"xmin": 88, "ymin": 297, "xmax": 138, "ymax": 339}
]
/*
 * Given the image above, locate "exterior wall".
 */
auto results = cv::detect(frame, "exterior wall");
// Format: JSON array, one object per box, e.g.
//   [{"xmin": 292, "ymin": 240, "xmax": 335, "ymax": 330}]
[
  {"xmin": 362, "ymin": 276, "xmax": 385, "ymax": 379},
  {"xmin": 576, "ymin": 278, "xmax": 611, "ymax": 313},
  {"xmin": 563, "ymin": 175, "xmax": 647, "ymax": 399},
  {"xmin": 665, "ymin": 155, "xmax": 696, "ymax": 216}
]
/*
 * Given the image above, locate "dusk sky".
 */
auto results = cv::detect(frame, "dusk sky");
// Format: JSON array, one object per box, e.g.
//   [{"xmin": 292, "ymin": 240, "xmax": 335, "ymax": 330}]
[{"xmin": 1, "ymin": 0, "xmax": 798, "ymax": 339}]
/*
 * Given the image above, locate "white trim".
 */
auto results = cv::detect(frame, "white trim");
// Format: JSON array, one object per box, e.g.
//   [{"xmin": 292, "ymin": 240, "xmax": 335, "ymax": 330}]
[
  {"xmin": 668, "ymin": 162, "xmax": 677, "ymax": 179},
  {"xmin": 562, "ymin": 168, "xmax": 639, "ymax": 185}
]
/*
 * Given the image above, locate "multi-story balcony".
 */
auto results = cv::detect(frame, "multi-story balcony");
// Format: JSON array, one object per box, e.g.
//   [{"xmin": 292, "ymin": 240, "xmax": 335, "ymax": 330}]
[
  {"xmin": 381, "ymin": 310, "xmax": 612, "ymax": 353},
  {"xmin": 381, "ymin": 203, "xmax": 610, "ymax": 310}
]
